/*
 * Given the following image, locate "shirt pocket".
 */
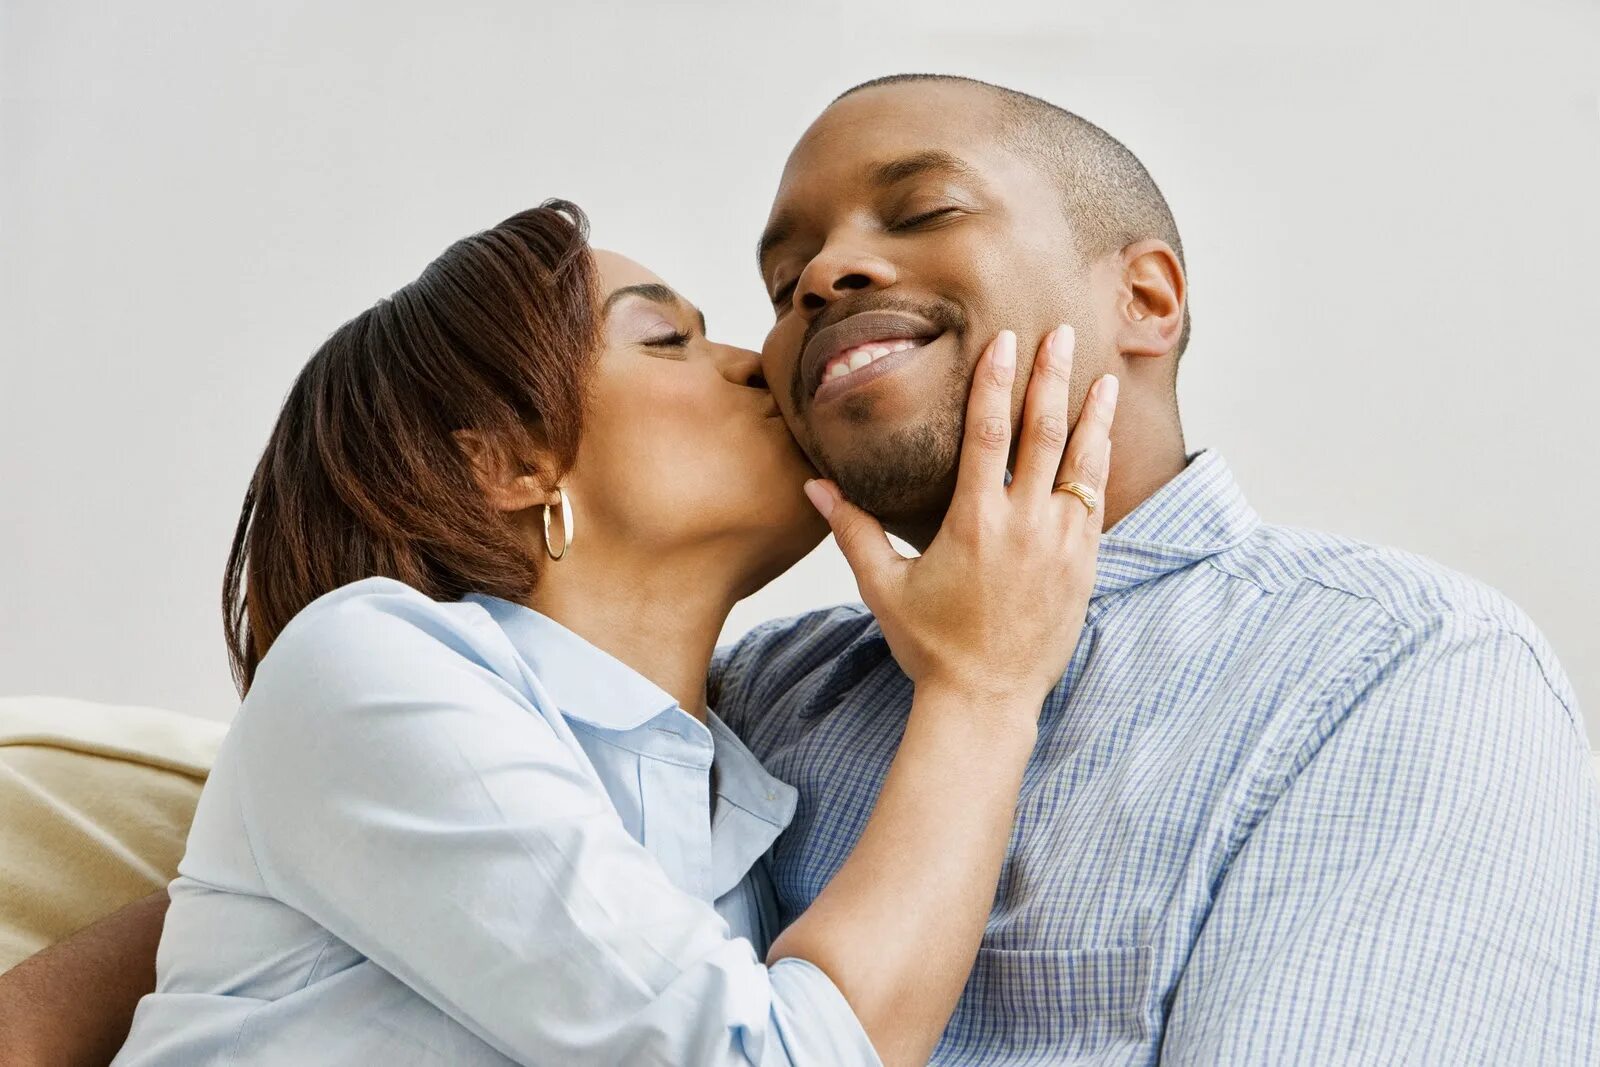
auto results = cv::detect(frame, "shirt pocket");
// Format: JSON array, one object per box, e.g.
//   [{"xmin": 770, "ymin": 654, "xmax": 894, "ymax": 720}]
[{"xmin": 947, "ymin": 945, "xmax": 1157, "ymax": 1060}]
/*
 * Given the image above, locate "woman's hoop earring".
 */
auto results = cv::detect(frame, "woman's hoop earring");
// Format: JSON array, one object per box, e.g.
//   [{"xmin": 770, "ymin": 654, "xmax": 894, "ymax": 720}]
[{"xmin": 542, "ymin": 487, "xmax": 574, "ymax": 561}]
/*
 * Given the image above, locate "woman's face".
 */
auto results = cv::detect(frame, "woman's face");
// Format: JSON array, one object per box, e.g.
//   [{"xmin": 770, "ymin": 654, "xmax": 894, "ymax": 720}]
[{"xmin": 560, "ymin": 250, "xmax": 825, "ymax": 595}]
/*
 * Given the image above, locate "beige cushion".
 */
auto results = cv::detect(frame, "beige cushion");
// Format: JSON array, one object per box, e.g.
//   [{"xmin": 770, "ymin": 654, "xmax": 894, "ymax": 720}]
[{"xmin": 0, "ymin": 697, "xmax": 225, "ymax": 972}]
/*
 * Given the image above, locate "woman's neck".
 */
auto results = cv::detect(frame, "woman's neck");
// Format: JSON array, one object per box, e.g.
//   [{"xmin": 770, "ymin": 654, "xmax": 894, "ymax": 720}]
[{"xmin": 524, "ymin": 548, "xmax": 740, "ymax": 722}]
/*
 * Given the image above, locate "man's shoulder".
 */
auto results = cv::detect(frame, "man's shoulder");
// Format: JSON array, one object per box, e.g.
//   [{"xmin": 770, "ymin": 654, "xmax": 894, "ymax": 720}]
[
  {"xmin": 710, "ymin": 604, "xmax": 879, "ymax": 726},
  {"xmin": 1210, "ymin": 522, "xmax": 1575, "ymax": 714},
  {"xmin": 714, "ymin": 603, "xmax": 877, "ymax": 678},
  {"xmin": 1216, "ymin": 522, "xmax": 1537, "ymax": 637}
]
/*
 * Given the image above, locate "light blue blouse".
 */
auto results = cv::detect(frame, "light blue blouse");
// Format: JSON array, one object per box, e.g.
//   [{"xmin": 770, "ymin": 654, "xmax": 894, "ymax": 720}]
[{"xmin": 114, "ymin": 578, "xmax": 879, "ymax": 1066}]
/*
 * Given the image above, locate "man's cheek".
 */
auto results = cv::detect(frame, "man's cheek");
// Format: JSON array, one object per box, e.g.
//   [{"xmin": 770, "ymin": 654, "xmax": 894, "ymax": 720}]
[
  {"xmin": 760, "ymin": 331, "xmax": 801, "ymax": 386},
  {"xmin": 776, "ymin": 399, "xmax": 812, "ymax": 453}
]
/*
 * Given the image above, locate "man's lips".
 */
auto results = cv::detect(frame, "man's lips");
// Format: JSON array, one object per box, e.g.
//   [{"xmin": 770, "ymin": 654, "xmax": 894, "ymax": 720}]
[
  {"xmin": 799, "ymin": 310, "xmax": 942, "ymax": 401},
  {"xmin": 812, "ymin": 338, "xmax": 939, "ymax": 406}
]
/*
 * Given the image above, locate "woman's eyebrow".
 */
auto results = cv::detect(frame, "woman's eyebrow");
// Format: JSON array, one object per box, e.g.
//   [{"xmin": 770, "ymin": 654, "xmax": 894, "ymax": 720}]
[{"xmin": 603, "ymin": 284, "xmax": 706, "ymax": 334}]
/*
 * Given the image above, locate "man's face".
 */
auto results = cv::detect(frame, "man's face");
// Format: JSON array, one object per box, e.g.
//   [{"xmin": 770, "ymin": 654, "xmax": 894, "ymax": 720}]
[{"xmin": 758, "ymin": 82, "xmax": 1104, "ymax": 541}]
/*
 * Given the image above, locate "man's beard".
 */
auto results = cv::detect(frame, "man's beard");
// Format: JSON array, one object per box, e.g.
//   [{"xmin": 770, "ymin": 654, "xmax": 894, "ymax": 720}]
[{"xmin": 815, "ymin": 353, "xmax": 968, "ymax": 545}]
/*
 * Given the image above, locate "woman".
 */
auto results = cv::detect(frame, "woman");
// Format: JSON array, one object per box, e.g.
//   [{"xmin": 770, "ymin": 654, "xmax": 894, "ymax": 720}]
[{"xmin": 74, "ymin": 201, "xmax": 1113, "ymax": 1065}]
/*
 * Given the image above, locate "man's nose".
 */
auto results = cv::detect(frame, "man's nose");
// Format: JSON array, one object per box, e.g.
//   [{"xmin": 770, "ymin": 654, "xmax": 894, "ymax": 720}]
[{"xmin": 793, "ymin": 244, "xmax": 897, "ymax": 321}]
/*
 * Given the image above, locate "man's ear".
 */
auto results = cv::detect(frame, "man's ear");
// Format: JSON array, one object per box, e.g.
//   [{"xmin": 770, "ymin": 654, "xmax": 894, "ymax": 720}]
[
  {"xmin": 1114, "ymin": 240, "xmax": 1186, "ymax": 359},
  {"xmin": 453, "ymin": 429, "xmax": 556, "ymax": 513}
]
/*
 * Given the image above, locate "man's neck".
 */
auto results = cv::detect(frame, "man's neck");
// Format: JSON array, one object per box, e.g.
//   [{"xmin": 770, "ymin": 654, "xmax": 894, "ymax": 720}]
[
  {"xmin": 895, "ymin": 405, "xmax": 1187, "ymax": 551},
  {"xmin": 1100, "ymin": 411, "xmax": 1189, "ymax": 531},
  {"xmin": 526, "ymin": 547, "xmax": 741, "ymax": 722}
]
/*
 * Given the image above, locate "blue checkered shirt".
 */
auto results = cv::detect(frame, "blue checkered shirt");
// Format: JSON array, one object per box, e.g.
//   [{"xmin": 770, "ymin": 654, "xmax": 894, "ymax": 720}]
[{"xmin": 713, "ymin": 451, "xmax": 1600, "ymax": 1065}]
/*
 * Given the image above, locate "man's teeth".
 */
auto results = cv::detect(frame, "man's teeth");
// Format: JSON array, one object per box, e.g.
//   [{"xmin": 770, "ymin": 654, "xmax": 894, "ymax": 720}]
[{"xmin": 824, "ymin": 338, "xmax": 922, "ymax": 382}]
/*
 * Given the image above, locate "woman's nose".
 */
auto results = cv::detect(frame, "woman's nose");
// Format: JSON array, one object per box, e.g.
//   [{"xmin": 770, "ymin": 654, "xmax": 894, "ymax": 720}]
[{"xmin": 716, "ymin": 345, "xmax": 768, "ymax": 391}]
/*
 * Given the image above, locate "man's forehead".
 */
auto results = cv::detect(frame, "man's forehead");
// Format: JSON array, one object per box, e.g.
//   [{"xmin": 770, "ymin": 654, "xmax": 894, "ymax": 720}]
[
  {"xmin": 757, "ymin": 84, "xmax": 1045, "ymax": 275},
  {"xmin": 779, "ymin": 82, "xmax": 1006, "ymax": 189}
]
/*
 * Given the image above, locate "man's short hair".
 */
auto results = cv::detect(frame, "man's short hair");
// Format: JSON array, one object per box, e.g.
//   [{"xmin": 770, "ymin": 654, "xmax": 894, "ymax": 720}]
[{"xmin": 836, "ymin": 74, "xmax": 1191, "ymax": 359}]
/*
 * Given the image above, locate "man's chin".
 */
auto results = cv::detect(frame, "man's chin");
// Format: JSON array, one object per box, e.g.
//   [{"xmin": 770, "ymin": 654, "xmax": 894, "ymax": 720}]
[{"xmin": 822, "ymin": 423, "xmax": 960, "ymax": 547}]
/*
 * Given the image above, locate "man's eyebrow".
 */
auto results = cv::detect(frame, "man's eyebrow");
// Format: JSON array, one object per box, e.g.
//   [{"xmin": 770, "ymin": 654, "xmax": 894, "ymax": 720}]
[
  {"xmin": 603, "ymin": 283, "xmax": 707, "ymax": 334},
  {"xmin": 867, "ymin": 149, "xmax": 977, "ymax": 187},
  {"xmin": 756, "ymin": 215, "xmax": 794, "ymax": 272},
  {"xmin": 756, "ymin": 150, "xmax": 978, "ymax": 270}
]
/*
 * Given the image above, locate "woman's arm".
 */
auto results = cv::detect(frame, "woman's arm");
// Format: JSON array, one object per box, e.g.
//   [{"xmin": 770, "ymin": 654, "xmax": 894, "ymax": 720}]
[
  {"xmin": 228, "ymin": 577, "xmax": 884, "ymax": 1066},
  {"xmin": 771, "ymin": 685, "xmax": 1038, "ymax": 1066},
  {"xmin": 772, "ymin": 325, "xmax": 1115, "ymax": 1065},
  {"xmin": 0, "ymin": 891, "xmax": 169, "ymax": 1066}
]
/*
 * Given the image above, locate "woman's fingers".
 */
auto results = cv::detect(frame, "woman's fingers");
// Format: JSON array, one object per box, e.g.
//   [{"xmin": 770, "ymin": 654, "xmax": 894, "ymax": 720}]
[
  {"xmin": 1009, "ymin": 325, "xmax": 1076, "ymax": 501},
  {"xmin": 951, "ymin": 331, "xmax": 1018, "ymax": 506},
  {"xmin": 804, "ymin": 478, "xmax": 901, "ymax": 604},
  {"xmin": 1053, "ymin": 373, "xmax": 1119, "ymax": 533}
]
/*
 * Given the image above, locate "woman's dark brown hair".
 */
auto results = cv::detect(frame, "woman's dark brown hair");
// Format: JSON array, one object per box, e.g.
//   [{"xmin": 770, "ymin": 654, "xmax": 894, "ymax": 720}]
[{"xmin": 222, "ymin": 200, "xmax": 600, "ymax": 693}]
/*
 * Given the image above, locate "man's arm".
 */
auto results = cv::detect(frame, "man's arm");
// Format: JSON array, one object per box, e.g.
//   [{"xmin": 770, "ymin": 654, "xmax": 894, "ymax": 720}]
[
  {"xmin": 0, "ymin": 891, "xmax": 168, "ymax": 1065},
  {"xmin": 1162, "ymin": 625, "xmax": 1600, "ymax": 1064}
]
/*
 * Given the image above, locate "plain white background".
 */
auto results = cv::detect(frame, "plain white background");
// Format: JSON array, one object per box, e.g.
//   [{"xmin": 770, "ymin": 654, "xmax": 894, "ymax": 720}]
[{"xmin": 2, "ymin": 1, "xmax": 1596, "ymax": 740}]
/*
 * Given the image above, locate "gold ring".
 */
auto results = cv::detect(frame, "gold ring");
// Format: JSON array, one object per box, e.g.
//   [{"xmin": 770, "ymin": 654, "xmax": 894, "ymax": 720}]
[{"xmin": 1053, "ymin": 480, "xmax": 1098, "ymax": 513}]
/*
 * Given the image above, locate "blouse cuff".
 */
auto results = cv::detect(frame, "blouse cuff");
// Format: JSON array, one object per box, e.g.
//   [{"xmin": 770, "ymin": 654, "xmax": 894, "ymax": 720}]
[{"xmin": 766, "ymin": 957, "xmax": 883, "ymax": 1066}]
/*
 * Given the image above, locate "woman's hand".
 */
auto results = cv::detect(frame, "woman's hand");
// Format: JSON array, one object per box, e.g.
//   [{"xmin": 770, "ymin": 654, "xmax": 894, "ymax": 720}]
[{"xmin": 804, "ymin": 324, "xmax": 1118, "ymax": 713}]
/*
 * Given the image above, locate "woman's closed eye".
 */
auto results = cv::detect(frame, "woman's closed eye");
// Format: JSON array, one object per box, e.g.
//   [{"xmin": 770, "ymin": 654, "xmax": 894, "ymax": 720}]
[
  {"xmin": 643, "ymin": 329, "xmax": 691, "ymax": 350},
  {"xmin": 603, "ymin": 282, "xmax": 705, "ymax": 357}
]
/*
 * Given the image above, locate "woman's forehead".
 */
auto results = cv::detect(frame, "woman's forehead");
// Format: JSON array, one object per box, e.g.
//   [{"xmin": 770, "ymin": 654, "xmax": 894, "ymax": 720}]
[{"xmin": 593, "ymin": 249, "xmax": 666, "ymax": 295}]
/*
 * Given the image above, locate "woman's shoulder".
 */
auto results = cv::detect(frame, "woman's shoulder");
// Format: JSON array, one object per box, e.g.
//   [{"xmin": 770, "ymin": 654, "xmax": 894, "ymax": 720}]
[
  {"xmin": 273, "ymin": 575, "xmax": 499, "ymax": 652},
  {"xmin": 247, "ymin": 577, "xmax": 524, "ymax": 719},
  {"xmin": 278, "ymin": 575, "xmax": 476, "ymax": 634}
]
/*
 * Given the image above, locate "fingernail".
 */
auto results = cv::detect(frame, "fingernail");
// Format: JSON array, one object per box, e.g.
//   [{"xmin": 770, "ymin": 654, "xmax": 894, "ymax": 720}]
[
  {"xmin": 803, "ymin": 479, "xmax": 835, "ymax": 519},
  {"xmin": 1054, "ymin": 323, "xmax": 1075, "ymax": 356},
  {"xmin": 1096, "ymin": 374, "xmax": 1119, "ymax": 407},
  {"xmin": 993, "ymin": 330, "xmax": 1016, "ymax": 371}
]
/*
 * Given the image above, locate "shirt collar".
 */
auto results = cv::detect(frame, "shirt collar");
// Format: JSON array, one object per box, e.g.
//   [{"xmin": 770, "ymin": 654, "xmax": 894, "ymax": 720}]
[
  {"xmin": 471, "ymin": 595, "xmax": 795, "ymax": 901},
  {"xmin": 704, "ymin": 712, "xmax": 798, "ymax": 900},
  {"xmin": 801, "ymin": 450, "xmax": 1258, "ymax": 718},
  {"xmin": 466, "ymin": 594, "xmax": 678, "ymax": 732},
  {"xmin": 1091, "ymin": 449, "xmax": 1259, "ymax": 599}
]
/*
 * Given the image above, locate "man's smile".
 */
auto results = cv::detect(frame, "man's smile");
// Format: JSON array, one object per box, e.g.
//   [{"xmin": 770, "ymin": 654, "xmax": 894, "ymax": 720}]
[
  {"xmin": 812, "ymin": 335, "xmax": 945, "ymax": 406},
  {"xmin": 798, "ymin": 308, "xmax": 943, "ymax": 405}
]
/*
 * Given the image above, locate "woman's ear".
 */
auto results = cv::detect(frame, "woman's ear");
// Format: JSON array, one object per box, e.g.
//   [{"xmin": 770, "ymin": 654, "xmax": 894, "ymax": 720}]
[
  {"xmin": 453, "ymin": 429, "xmax": 556, "ymax": 513},
  {"xmin": 1114, "ymin": 240, "xmax": 1186, "ymax": 360}
]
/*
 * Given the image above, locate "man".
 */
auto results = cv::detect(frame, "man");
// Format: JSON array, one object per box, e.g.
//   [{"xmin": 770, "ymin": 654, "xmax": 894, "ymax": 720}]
[
  {"xmin": 6, "ymin": 74, "xmax": 1597, "ymax": 1065},
  {"xmin": 712, "ymin": 74, "xmax": 1599, "ymax": 1063}
]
